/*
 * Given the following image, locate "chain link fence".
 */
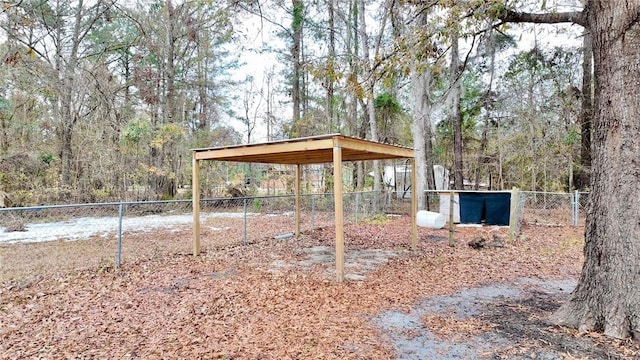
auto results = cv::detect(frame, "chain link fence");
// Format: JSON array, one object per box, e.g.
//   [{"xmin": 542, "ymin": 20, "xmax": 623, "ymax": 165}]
[
  {"xmin": 419, "ymin": 189, "xmax": 587, "ymax": 238},
  {"xmin": 1, "ymin": 190, "xmax": 586, "ymax": 283},
  {"xmin": 419, "ymin": 190, "xmax": 588, "ymax": 228},
  {"xmin": 520, "ymin": 191, "xmax": 588, "ymax": 227},
  {"xmin": 1, "ymin": 191, "xmax": 400, "ymax": 283}
]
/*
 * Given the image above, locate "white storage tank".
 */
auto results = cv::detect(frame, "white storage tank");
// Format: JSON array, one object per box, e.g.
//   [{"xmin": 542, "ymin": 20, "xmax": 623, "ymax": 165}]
[{"xmin": 416, "ymin": 210, "xmax": 446, "ymax": 229}]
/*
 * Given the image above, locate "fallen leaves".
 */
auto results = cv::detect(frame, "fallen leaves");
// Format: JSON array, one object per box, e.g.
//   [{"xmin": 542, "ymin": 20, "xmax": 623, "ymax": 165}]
[
  {"xmin": 1, "ymin": 217, "xmax": 635, "ymax": 358},
  {"xmin": 421, "ymin": 314, "xmax": 492, "ymax": 340}
]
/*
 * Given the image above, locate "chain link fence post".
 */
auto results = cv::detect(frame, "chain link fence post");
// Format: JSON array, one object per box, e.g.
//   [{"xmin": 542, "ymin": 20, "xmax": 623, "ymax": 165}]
[
  {"xmin": 243, "ymin": 197, "xmax": 248, "ymax": 245},
  {"xmin": 509, "ymin": 187, "xmax": 521, "ymax": 242},
  {"xmin": 355, "ymin": 192, "xmax": 359, "ymax": 223},
  {"xmin": 570, "ymin": 191, "xmax": 574, "ymax": 226},
  {"xmin": 311, "ymin": 195, "xmax": 315, "ymax": 229},
  {"xmin": 116, "ymin": 203, "xmax": 124, "ymax": 268},
  {"xmin": 572, "ymin": 190, "xmax": 580, "ymax": 226}
]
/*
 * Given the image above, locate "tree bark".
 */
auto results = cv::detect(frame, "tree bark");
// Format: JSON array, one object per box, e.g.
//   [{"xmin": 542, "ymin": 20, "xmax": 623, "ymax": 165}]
[
  {"xmin": 291, "ymin": 0, "xmax": 303, "ymax": 126},
  {"xmin": 449, "ymin": 30, "xmax": 464, "ymax": 190},
  {"xmin": 475, "ymin": 29, "xmax": 497, "ymax": 190},
  {"xmin": 578, "ymin": 30, "xmax": 593, "ymax": 189},
  {"xmin": 357, "ymin": 0, "xmax": 381, "ymax": 192},
  {"xmin": 59, "ymin": 120, "xmax": 75, "ymax": 187},
  {"xmin": 411, "ymin": 67, "xmax": 435, "ymax": 209},
  {"xmin": 502, "ymin": 1, "xmax": 640, "ymax": 340},
  {"xmin": 196, "ymin": 38, "xmax": 209, "ymax": 131},
  {"xmin": 550, "ymin": 0, "xmax": 640, "ymax": 339},
  {"xmin": 411, "ymin": 11, "xmax": 435, "ymax": 209},
  {"xmin": 342, "ymin": 0, "xmax": 364, "ymax": 190},
  {"xmin": 326, "ymin": 0, "xmax": 336, "ymax": 132},
  {"xmin": 54, "ymin": 0, "xmax": 85, "ymax": 187},
  {"xmin": 152, "ymin": 0, "xmax": 179, "ymax": 199}
]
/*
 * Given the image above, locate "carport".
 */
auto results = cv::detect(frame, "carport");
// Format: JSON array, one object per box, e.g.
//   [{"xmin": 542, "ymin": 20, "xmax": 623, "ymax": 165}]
[{"xmin": 191, "ymin": 134, "xmax": 417, "ymax": 282}]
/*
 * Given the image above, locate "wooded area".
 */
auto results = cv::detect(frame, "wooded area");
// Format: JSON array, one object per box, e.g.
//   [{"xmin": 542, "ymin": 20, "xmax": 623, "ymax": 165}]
[{"xmin": 0, "ymin": 0, "xmax": 589, "ymax": 207}]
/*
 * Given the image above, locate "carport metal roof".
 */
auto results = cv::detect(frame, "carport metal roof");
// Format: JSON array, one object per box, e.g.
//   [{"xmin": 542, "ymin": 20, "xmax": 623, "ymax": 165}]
[{"xmin": 191, "ymin": 134, "xmax": 417, "ymax": 282}]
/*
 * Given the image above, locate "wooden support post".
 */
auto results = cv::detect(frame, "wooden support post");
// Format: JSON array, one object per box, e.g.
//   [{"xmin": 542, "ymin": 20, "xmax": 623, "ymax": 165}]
[
  {"xmin": 333, "ymin": 146, "xmax": 345, "ymax": 282},
  {"xmin": 509, "ymin": 187, "xmax": 520, "ymax": 242},
  {"xmin": 448, "ymin": 190, "xmax": 455, "ymax": 247},
  {"xmin": 411, "ymin": 158, "xmax": 418, "ymax": 249},
  {"xmin": 192, "ymin": 155, "xmax": 201, "ymax": 256},
  {"xmin": 295, "ymin": 164, "xmax": 301, "ymax": 236}
]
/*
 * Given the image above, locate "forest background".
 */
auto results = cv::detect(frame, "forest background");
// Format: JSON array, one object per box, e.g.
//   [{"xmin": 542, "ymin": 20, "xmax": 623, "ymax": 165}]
[{"xmin": 0, "ymin": 0, "xmax": 589, "ymax": 207}]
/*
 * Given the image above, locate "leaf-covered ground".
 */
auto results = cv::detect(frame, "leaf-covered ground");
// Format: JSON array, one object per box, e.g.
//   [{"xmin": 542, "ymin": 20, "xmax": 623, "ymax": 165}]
[{"xmin": 1, "ymin": 217, "xmax": 639, "ymax": 359}]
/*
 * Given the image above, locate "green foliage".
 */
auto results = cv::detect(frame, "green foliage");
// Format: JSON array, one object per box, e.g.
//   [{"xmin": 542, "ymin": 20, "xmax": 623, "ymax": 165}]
[
  {"xmin": 375, "ymin": 92, "xmax": 409, "ymax": 144},
  {"xmin": 363, "ymin": 213, "xmax": 390, "ymax": 224},
  {"xmin": 563, "ymin": 128, "xmax": 580, "ymax": 146},
  {"xmin": 40, "ymin": 151, "xmax": 54, "ymax": 165},
  {"xmin": 253, "ymin": 198, "xmax": 262, "ymax": 212},
  {"xmin": 364, "ymin": 175, "xmax": 374, "ymax": 189},
  {"xmin": 292, "ymin": 1, "xmax": 304, "ymax": 32},
  {"xmin": 121, "ymin": 120, "xmax": 151, "ymax": 147},
  {"xmin": 151, "ymin": 123, "xmax": 185, "ymax": 149},
  {"xmin": 0, "ymin": 97, "xmax": 10, "ymax": 112},
  {"xmin": 374, "ymin": 92, "xmax": 402, "ymax": 113},
  {"xmin": 504, "ymin": 47, "xmax": 551, "ymax": 82},
  {"xmin": 461, "ymin": 72, "xmax": 485, "ymax": 124},
  {"xmin": 436, "ymin": 72, "xmax": 484, "ymax": 143},
  {"xmin": 495, "ymin": 45, "xmax": 582, "ymax": 191}
]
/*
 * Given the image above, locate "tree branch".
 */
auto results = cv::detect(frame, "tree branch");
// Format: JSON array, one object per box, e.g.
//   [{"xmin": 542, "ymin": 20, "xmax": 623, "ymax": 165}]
[
  {"xmin": 500, "ymin": 9, "xmax": 587, "ymax": 28},
  {"xmin": 1, "ymin": 0, "xmax": 23, "ymax": 14}
]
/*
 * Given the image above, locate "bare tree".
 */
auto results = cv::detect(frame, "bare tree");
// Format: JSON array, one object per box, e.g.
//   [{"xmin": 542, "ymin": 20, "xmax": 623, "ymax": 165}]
[
  {"xmin": 291, "ymin": 0, "xmax": 303, "ymax": 126},
  {"xmin": 325, "ymin": 0, "xmax": 336, "ymax": 132},
  {"xmin": 410, "ymin": 9, "xmax": 436, "ymax": 209},
  {"xmin": 240, "ymin": 76, "xmax": 263, "ymax": 144},
  {"xmin": 2, "ymin": 0, "xmax": 113, "ymax": 187},
  {"xmin": 449, "ymin": 28, "xmax": 464, "ymax": 190}
]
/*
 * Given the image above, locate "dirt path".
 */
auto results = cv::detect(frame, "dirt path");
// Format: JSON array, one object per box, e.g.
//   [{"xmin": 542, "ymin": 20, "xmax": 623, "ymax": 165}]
[{"xmin": 378, "ymin": 278, "xmax": 638, "ymax": 359}]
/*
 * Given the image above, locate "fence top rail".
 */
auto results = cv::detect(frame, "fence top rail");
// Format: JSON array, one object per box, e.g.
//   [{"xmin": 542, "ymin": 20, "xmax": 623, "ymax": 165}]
[
  {"xmin": 0, "ymin": 199, "xmax": 192, "ymax": 212},
  {"xmin": 423, "ymin": 190, "xmax": 588, "ymax": 196},
  {"xmin": 0, "ymin": 191, "xmax": 387, "ymax": 212},
  {"xmin": 521, "ymin": 191, "xmax": 576, "ymax": 196},
  {"xmin": 423, "ymin": 190, "xmax": 515, "ymax": 194},
  {"xmin": 0, "ymin": 189, "xmax": 585, "ymax": 212}
]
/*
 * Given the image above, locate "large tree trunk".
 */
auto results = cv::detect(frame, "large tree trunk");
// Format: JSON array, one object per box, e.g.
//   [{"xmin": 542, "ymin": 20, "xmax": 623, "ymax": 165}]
[
  {"xmin": 550, "ymin": 1, "xmax": 640, "ymax": 339},
  {"xmin": 577, "ymin": 30, "xmax": 593, "ymax": 189},
  {"xmin": 196, "ymin": 41, "xmax": 209, "ymax": 131}
]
